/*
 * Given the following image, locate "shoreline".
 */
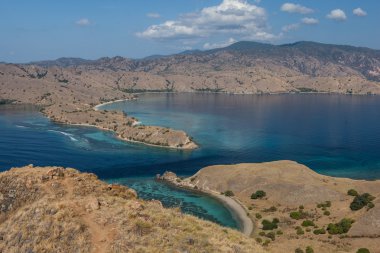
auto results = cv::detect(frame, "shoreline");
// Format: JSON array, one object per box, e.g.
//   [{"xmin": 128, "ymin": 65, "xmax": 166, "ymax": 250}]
[
  {"xmin": 59, "ymin": 122, "xmax": 197, "ymax": 150},
  {"xmin": 206, "ymin": 189, "xmax": 254, "ymax": 236},
  {"xmin": 156, "ymin": 174, "xmax": 254, "ymax": 236}
]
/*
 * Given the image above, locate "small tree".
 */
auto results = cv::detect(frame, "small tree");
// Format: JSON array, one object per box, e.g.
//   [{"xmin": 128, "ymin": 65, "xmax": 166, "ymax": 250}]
[{"xmin": 251, "ymin": 190, "xmax": 267, "ymax": 199}]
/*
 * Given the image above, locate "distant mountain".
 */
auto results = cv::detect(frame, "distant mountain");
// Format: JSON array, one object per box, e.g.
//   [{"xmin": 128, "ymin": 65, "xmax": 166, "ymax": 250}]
[
  {"xmin": 3, "ymin": 41, "xmax": 380, "ymax": 96},
  {"xmin": 30, "ymin": 57, "xmax": 94, "ymax": 68}
]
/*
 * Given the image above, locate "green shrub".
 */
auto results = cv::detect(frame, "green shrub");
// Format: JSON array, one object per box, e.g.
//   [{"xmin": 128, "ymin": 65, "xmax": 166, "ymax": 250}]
[
  {"xmin": 367, "ymin": 202, "xmax": 375, "ymax": 209},
  {"xmin": 301, "ymin": 220, "xmax": 315, "ymax": 227},
  {"xmin": 276, "ymin": 230, "xmax": 283, "ymax": 235},
  {"xmin": 290, "ymin": 211, "xmax": 308, "ymax": 220},
  {"xmin": 299, "ymin": 205, "xmax": 304, "ymax": 210},
  {"xmin": 356, "ymin": 248, "xmax": 370, "ymax": 253},
  {"xmin": 327, "ymin": 218, "xmax": 354, "ymax": 235},
  {"xmin": 296, "ymin": 227, "xmax": 304, "ymax": 235},
  {"xmin": 317, "ymin": 201, "xmax": 331, "ymax": 208},
  {"xmin": 255, "ymin": 238, "xmax": 262, "ymax": 243},
  {"xmin": 259, "ymin": 231, "xmax": 266, "ymax": 236},
  {"xmin": 224, "ymin": 190, "xmax": 234, "ymax": 197},
  {"xmin": 263, "ymin": 239, "xmax": 271, "ymax": 246},
  {"xmin": 265, "ymin": 231, "xmax": 276, "ymax": 241},
  {"xmin": 295, "ymin": 248, "xmax": 304, "ymax": 253},
  {"xmin": 251, "ymin": 190, "xmax": 267, "ymax": 199},
  {"xmin": 313, "ymin": 228, "xmax": 326, "ymax": 235},
  {"xmin": 306, "ymin": 246, "xmax": 314, "ymax": 253},
  {"xmin": 324, "ymin": 210, "xmax": 331, "ymax": 216},
  {"xmin": 255, "ymin": 213, "xmax": 262, "ymax": 219},
  {"xmin": 262, "ymin": 219, "xmax": 278, "ymax": 230},
  {"xmin": 348, "ymin": 189, "xmax": 359, "ymax": 196},
  {"xmin": 350, "ymin": 193, "xmax": 375, "ymax": 211}
]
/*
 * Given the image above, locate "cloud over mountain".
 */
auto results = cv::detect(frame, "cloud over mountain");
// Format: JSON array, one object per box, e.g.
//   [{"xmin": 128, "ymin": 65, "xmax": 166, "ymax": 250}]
[{"xmin": 137, "ymin": 0, "xmax": 276, "ymax": 41}]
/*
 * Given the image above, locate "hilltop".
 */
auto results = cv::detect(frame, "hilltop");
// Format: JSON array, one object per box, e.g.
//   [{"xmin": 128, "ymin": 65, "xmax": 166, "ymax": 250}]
[
  {"xmin": 0, "ymin": 165, "xmax": 263, "ymax": 253},
  {"xmin": 162, "ymin": 161, "xmax": 380, "ymax": 253}
]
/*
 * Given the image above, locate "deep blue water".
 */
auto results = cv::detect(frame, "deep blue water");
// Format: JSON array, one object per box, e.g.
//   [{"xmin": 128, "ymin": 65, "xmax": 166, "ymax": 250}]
[{"xmin": 1, "ymin": 94, "xmax": 380, "ymax": 228}]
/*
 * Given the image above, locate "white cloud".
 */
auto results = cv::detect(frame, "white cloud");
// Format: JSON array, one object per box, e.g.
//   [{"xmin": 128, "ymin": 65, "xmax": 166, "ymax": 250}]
[
  {"xmin": 302, "ymin": 17, "xmax": 319, "ymax": 25},
  {"xmin": 76, "ymin": 18, "xmax": 91, "ymax": 26},
  {"xmin": 327, "ymin": 9, "xmax": 347, "ymax": 21},
  {"xmin": 138, "ymin": 0, "xmax": 277, "ymax": 42},
  {"xmin": 281, "ymin": 3, "xmax": 313, "ymax": 14},
  {"xmin": 203, "ymin": 38, "xmax": 237, "ymax": 49},
  {"xmin": 353, "ymin": 8, "xmax": 367, "ymax": 17},
  {"xmin": 282, "ymin": 23, "xmax": 300, "ymax": 32},
  {"xmin": 147, "ymin": 13, "xmax": 161, "ymax": 19}
]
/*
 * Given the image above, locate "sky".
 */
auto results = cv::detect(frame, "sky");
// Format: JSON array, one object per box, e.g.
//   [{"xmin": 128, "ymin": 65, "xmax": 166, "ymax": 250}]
[{"xmin": 0, "ymin": 0, "xmax": 379, "ymax": 63}]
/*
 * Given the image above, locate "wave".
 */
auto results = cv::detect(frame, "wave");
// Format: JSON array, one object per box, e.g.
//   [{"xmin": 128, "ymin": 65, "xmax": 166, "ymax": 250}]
[
  {"xmin": 48, "ymin": 130, "xmax": 78, "ymax": 142},
  {"xmin": 15, "ymin": 125, "xmax": 29, "ymax": 129}
]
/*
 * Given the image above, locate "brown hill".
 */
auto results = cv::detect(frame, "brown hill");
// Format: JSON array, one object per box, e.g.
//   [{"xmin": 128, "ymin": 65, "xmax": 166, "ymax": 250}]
[
  {"xmin": 0, "ymin": 165, "xmax": 263, "ymax": 253},
  {"xmin": 165, "ymin": 161, "xmax": 380, "ymax": 253}
]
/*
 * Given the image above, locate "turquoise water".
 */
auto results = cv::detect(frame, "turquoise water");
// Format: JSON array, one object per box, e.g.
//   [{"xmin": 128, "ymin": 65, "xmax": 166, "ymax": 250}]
[{"xmin": 1, "ymin": 93, "xmax": 380, "ymax": 229}]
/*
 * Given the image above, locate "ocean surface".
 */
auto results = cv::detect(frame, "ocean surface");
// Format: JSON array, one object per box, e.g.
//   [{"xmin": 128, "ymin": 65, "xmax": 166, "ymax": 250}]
[{"xmin": 1, "ymin": 93, "xmax": 380, "ymax": 228}]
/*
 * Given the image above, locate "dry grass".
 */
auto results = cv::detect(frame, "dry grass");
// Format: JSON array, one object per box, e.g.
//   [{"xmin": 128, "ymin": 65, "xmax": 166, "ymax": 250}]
[{"xmin": 0, "ymin": 165, "xmax": 263, "ymax": 253}]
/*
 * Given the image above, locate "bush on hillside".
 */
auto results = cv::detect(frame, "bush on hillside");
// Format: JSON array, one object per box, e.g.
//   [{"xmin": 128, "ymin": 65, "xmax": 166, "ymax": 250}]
[
  {"xmin": 327, "ymin": 218, "xmax": 354, "ymax": 235},
  {"xmin": 306, "ymin": 246, "xmax": 314, "ymax": 253},
  {"xmin": 301, "ymin": 220, "xmax": 315, "ymax": 227},
  {"xmin": 356, "ymin": 248, "xmax": 370, "ymax": 253},
  {"xmin": 350, "ymin": 193, "xmax": 375, "ymax": 211},
  {"xmin": 251, "ymin": 190, "xmax": 266, "ymax": 199},
  {"xmin": 290, "ymin": 211, "xmax": 308, "ymax": 220},
  {"xmin": 262, "ymin": 219, "xmax": 279, "ymax": 230},
  {"xmin": 224, "ymin": 190, "xmax": 234, "ymax": 197},
  {"xmin": 347, "ymin": 189, "xmax": 359, "ymax": 196}
]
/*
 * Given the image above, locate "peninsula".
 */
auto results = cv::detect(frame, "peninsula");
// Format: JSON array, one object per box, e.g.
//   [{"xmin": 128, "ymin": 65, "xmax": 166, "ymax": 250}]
[
  {"xmin": 1, "ymin": 41, "xmax": 380, "ymax": 149},
  {"xmin": 160, "ymin": 161, "xmax": 380, "ymax": 253}
]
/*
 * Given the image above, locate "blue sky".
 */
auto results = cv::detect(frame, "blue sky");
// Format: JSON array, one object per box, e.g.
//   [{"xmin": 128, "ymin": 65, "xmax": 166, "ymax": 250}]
[{"xmin": 0, "ymin": 0, "xmax": 378, "ymax": 62}]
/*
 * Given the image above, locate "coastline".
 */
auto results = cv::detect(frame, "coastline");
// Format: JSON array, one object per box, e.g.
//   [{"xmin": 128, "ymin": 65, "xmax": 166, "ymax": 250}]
[
  {"xmin": 60, "ymin": 122, "xmax": 197, "ymax": 150},
  {"xmin": 206, "ymin": 189, "xmax": 254, "ymax": 236},
  {"xmin": 157, "ymin": 173, "xmax": 254, "ymax": 236}
]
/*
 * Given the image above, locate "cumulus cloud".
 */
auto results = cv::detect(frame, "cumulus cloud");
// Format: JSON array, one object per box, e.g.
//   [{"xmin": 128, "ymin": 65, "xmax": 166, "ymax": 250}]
[
  {"xmin": 327, "ymin": 9, "xmax": 347, "ymax": 21},
  {"xmin": 137, "ymin": 0, "xmax": 277, "ymax": 42},
  {"xmin": 301, "ymin": 17, "xmax": 319, "ymax": 25},
  {"xmin": 76, "ymin": 18, "xmax": 91, "ymax": 26},
  {"xmin": 282, "ymin": 23, "xmax": 300, "ymax": 32},
  {"xmin": 203, "ymin": 38, "xmax": 237, "ymax": 49},
  {"xmin": 353, "ymin": 8, "xmax": 367, "ymax": 17},
  {"xmin": 281, "ymin": 3, "xmax": 313, "ymax": 14},
  {"xmin": 147, "ymin": 13, "xmax": 161, "ymax": 18}
]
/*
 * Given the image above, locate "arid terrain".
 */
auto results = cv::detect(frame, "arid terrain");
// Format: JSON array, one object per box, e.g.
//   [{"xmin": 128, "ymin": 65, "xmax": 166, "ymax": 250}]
[
  {"xmin": 161, "ymin": 161, "xmax": 380, "ymax": 253},
  {"xmin": 1, "ymin": 41, "xmax": 380, "ymax": 149},
  {"xmin": 0, "ymin": 165, "xmax": 264, "ymax": 253}
]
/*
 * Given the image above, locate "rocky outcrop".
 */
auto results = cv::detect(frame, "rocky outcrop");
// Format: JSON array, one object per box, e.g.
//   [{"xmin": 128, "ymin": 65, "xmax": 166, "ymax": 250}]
[{"xmin": 0, "ymin": 165, "xmax": 262, "ymax": 253}]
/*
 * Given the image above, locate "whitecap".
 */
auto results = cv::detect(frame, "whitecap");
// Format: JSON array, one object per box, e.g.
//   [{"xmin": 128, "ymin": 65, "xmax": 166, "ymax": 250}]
[{"xmin": 48, "ymin": 130, "xmax": 78, "ymax": 142}]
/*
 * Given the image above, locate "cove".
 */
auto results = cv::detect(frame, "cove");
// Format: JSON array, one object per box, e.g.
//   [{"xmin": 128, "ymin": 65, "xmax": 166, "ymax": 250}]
[{"xmin": 1, "ymin": 93, "xmax": 380, "ymax": 229}]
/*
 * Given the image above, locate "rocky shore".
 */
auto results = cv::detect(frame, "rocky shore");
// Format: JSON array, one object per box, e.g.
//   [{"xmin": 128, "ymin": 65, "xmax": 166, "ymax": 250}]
[{"xmin": 42, "ymin": 103, "xmax": 197, "ymax": 150}]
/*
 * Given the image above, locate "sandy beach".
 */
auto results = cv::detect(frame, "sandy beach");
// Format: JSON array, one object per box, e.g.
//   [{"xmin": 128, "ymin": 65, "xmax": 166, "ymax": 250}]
[{"xmin": 206, "ymin": 190, "xmax": 254, "ymax": 236}]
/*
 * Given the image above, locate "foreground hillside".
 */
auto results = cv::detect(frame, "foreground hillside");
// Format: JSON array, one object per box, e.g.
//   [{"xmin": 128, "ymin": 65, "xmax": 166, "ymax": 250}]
[
  {"xmin": 0, "ymin": 165, "xmax": 263, "ymax": 253},
  {"xmin": 163, "ymin": 161, "xmax": 380, "ymax": 253}
]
